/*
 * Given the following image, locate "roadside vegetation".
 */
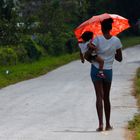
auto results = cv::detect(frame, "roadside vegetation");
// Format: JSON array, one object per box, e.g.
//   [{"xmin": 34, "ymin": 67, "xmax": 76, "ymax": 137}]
[
  {"xmin": 128, "ymin": 68, "xmax": 140, "ymax": 140},
  {"xmin": 121, "ymin": 36, "xmax": 140, "ymax": 49}
]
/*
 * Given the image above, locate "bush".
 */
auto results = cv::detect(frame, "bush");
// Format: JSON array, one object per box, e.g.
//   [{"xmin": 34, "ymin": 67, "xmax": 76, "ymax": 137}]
[
  {"xmin": 48, "ymin": 36, "xmax": 65, "ymax": 56},
  {"xmin": 28, "ymin": 31, "xmax": 79, "ymax": 56},
  {"xmin": 13, "ymin": 45, "xmax": 29, "ymax": 63},
  {"xmin": 0, "ymin": 47, "xmax": 18, "ymax": 65},
  {"xmin": 31, "ymin": 39, "xmax": 47, "ymax": 56},
  {"xmin": 65, "ymin": 37, "xmax": 78, "ymax": 54},
  {"xmin": 23, "ymin": 38, "xmax": 42, "ymax": 61},
  {"xmin": 46, "ymin": 32, "xmax": 77, "ymax": 56},
  {"xmin": 32, "ymin": 32, "xmax": 61, "ymax": 56},
  {"xmin": 34, "ymin": 32, "xmax": 53, "ymax": 51}
]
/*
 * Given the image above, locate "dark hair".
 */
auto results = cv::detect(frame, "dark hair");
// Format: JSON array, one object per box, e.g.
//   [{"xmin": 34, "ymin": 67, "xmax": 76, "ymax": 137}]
[
  {"xmin": 81, "ymin": 31, "xmax": 93, "ymax": 42},
  {"xmin": 101, "ymin": 18, "xmax": 113, "ymax": 32}
]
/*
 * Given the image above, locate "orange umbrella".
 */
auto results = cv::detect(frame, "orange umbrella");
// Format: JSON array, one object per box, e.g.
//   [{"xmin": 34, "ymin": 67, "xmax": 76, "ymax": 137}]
[{"xmin": 74, "ymin": 13, "xmax": 130, "ymax": 41}]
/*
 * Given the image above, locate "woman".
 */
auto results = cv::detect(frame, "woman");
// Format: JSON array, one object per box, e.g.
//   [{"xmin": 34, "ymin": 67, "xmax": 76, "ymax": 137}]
[{"xmin": 90, "ymin": 18, "xmax": 122, "ymax": 131}]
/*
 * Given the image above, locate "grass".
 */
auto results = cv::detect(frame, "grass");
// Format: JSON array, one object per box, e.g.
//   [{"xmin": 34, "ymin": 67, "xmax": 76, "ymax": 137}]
[
  {"xmin": 121, "ymin": 36, "xmax": 140, "ymax": 49},
  {"xmin": 0, "ymin": 53, "xmax": 79, "ymax": 88},
  {"xmin": 128, "ymin": 68, "xmax": 140, "ymax": 140}
]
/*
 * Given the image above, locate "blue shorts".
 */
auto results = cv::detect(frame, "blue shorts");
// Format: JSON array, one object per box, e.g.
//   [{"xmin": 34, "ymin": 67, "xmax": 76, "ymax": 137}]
[{"xmin": 90, "ymin": 65, "xmax": 112, "ymax": 82}]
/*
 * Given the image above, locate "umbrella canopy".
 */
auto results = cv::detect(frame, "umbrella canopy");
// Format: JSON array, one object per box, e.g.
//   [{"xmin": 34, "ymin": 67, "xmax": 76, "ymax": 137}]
[{"xmin": 74, "ymin": 13, "xmax": 130, "ymax": 41}]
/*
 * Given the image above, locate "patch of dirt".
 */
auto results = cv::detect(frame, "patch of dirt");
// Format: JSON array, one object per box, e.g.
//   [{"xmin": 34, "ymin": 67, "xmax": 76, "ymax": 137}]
[{"xmin": 125, "ymin": 129, "xmax": 136, "ymax": 140}]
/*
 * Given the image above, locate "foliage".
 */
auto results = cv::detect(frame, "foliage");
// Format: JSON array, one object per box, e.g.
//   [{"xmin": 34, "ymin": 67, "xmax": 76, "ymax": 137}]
[
  {"xmin": 23, "ymin": 38, "xmax": 42, "ymax": 61},
  {"xmin": 13, "ymin": 45, "xmax": 29, "ymax": 63},
  {"xmin": 35, "ymin": 32, "xmax": 53, "ymax": 51},
  {"xmin": 0, "ymin": 0, "xmax": 22, "ymax": 45},
  {"xmin": 33, "ymin": 31, "xmax": 78, "ymax": 56},
  {"xmin": 128, "ymin": 68, "xmax": 140, "ymax": 140},
  {"xmin": 121, "ymin": 36, "xmax": 140, "ymax": 49},
  {"xmin": 0, "ymin": 47, "xmax": 18, "ymax": 65},
  {"xmin": 136, "ymin": 68, "xmax": 140, "ymax": 104}
]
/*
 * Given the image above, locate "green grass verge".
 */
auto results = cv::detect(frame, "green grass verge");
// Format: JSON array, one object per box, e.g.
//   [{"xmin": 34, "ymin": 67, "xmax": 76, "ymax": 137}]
[
  {"xmin": 128, "ymin": 68, "xmax": 140, "ymax": 140},
  {"xmin": 0, "ymin": 53, "xmax": 79, "ymax": 88},
  {"xmin": 121, "ymin": 36, "xmax": 140, "ymax": 49}
]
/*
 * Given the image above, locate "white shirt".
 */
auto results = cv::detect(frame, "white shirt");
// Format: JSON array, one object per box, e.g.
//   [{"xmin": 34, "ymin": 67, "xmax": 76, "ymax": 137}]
[
  {"xmin": 78, "ymin": 40, "xmax": 91, "ymax": 54},
  {"xmin": 92, "ymin": 35, "xmax": 122, "ymax": 69}
]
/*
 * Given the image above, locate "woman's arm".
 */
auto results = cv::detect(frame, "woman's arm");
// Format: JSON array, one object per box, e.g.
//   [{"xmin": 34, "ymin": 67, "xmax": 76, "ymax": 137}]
[{"xmin": 115, "ymin": 48, "xmax": 122, "ymax": 62}]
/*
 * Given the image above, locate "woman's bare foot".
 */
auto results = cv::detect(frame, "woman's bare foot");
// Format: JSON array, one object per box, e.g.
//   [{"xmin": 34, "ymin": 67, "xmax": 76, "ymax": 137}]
[
  {"xmin": 105, "ymin": 125, "xmax": 113, "ymax": 131},
  {"xmin": 96, "ymin": 125, "xmax": 103, "ymax": 132},
  {"xmin": 96, "ymin": 127, "xmax": 103, "ymax": 132}
]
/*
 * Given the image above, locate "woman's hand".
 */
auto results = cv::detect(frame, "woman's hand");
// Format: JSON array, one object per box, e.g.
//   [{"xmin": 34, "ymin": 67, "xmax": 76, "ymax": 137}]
[{"xmin": 115, "ymin": 48, "xmax": 122, "ymax": 62}]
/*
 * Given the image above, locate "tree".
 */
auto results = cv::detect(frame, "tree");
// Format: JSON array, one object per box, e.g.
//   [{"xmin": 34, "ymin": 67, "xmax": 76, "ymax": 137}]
[{"xmin": 0, "ymin": 0, "xmax": 22, "ymax": 45}]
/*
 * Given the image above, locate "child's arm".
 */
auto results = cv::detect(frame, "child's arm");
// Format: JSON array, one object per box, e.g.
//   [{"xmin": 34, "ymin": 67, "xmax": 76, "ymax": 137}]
[
  {"xmin": 87, "ymin": 42, "xmax": 98, "ymax": 52},
  {"xmin": 80, "ymin": 50, "xmax": 85, "ymax": 63}
]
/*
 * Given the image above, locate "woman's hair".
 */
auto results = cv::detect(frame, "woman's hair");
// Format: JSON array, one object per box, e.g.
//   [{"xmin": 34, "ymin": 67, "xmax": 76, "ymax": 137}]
[
  {"xmin": 101, "ymin": 18, "xmax": 113, "ymax": 32},
  {"xmin": 81, "ymin": 31, "xmax": 93, "ymax": 42}
]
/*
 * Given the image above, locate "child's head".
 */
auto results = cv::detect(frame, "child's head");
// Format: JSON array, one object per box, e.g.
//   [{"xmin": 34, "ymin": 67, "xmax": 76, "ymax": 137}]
[{"xmin": 81, "ymin": 31, "xmax": 93, "ymax": 42}]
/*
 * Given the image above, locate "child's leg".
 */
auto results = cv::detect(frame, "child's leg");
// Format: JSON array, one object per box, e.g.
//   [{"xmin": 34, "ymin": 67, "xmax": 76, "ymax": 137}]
[
  {"xmin": 95, "ymin": 56, "xmax": 104, "ymax": 71},
  {"xmin": 94, "ymin": 56, "xmax": 105, "ymax": 78}
]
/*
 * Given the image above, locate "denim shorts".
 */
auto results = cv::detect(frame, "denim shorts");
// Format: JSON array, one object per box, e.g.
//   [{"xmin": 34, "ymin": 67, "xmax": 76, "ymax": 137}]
[{"xmin": 90, "ymin": 65, "xmax": 112, "ymax": 82}]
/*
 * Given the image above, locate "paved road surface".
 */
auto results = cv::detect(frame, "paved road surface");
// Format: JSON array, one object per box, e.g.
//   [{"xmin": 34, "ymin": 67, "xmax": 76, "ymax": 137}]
[{"xmin": 0, "ymin": 45, "xmax": 140, "ymax": 140}]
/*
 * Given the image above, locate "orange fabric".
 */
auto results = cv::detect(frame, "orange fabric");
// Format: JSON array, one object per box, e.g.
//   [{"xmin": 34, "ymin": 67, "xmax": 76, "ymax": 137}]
[{"xmin": 74, "ymin": 13, "xmax": 130, "ymax": 41}]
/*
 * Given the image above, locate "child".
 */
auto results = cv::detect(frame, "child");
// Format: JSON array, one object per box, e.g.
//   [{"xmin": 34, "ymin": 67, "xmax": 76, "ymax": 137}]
[{"xmin": 78, "ymin": 31, "xmax": 105, "ymax": 78}]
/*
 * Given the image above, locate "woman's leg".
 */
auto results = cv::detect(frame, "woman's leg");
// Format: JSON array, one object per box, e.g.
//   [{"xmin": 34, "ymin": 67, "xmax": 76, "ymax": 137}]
[
  {"xmin": 103, "ymin": 81, "xmax": 112, "ymax": 129},
  {"xmin": 93, "ymin": 81, "xmax": 104, "ymax": 130}
]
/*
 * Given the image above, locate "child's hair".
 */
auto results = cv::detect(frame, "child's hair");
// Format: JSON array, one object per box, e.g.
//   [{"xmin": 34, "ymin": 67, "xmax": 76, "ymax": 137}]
[
  {"xmin": 81, "ymin": 31, "xmax": 93, "ymax": 42},
  {"xmin": 101, "ymin": 18, "xmax": 113, "ymax": 31}
]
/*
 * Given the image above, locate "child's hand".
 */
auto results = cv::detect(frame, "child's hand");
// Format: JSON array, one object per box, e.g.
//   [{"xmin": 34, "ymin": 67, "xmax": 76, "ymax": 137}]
[
  {"xmin": 81, "ymin": 59, "xmax": 85, "ymax": 63},
  {"xmin": 88, "ymin": 42, "xmax": 96, "ymax": 49},
  {"xmin": 88, "ymin": 42, "xmax": 98, "ymax": 51},
  {"xmin": 80, "ymin": 51, "xmax": 85, "ymax": 63}
]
